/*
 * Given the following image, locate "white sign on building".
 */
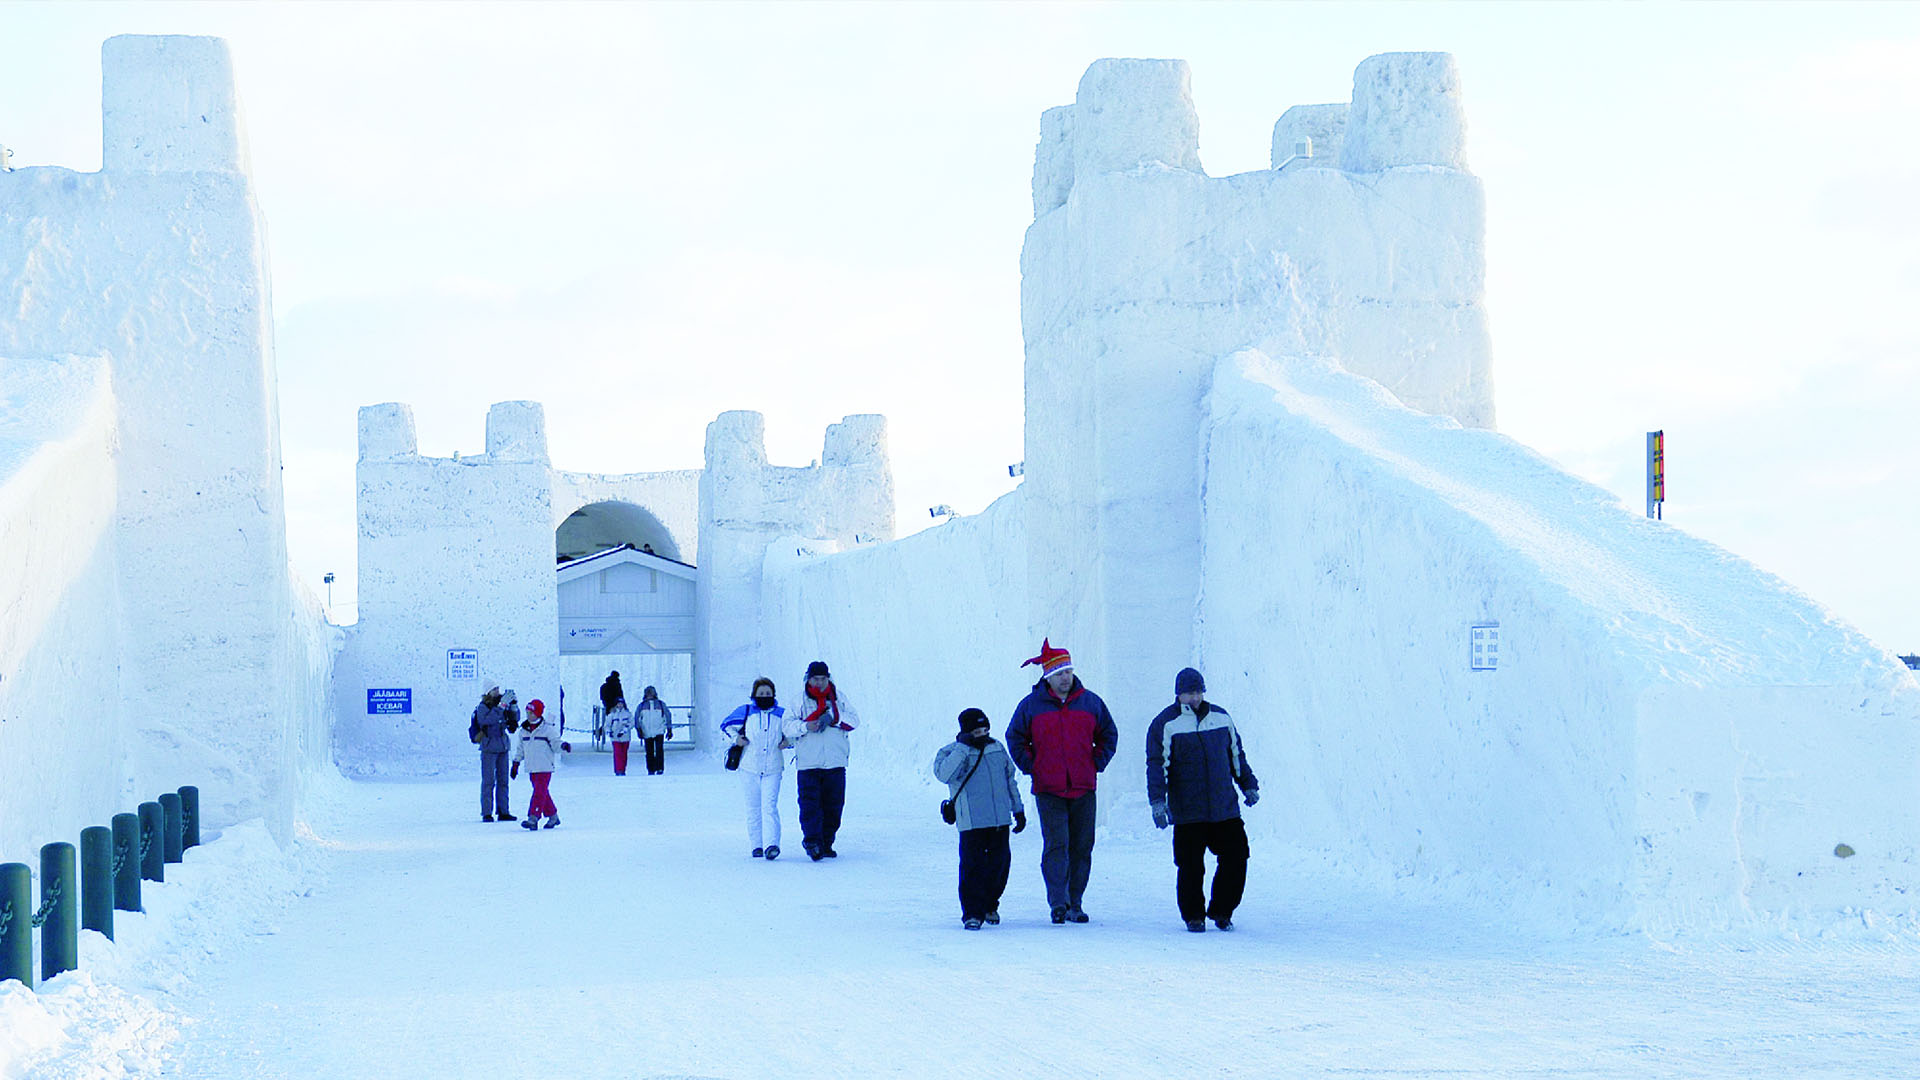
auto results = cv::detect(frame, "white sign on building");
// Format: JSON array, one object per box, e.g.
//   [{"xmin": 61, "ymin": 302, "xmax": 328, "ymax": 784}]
[
  {"xmin": 447, "ymin": 648, "xmax": 479, "ymax": 680},
  {"xmin": 1470, "ymin": 623, "xmax": 1499, "ymax": 671}
]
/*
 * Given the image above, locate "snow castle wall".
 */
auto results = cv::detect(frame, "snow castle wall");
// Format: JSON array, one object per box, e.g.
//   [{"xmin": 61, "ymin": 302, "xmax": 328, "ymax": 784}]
[
  {"xmin": 0, "ymin": 36, "xmax": 336, "ymax": 849},
  {"xmin": 695, "ymin": 412, "xmax": 893, "ymax": 748},
  {"xmin": 1021, "ymin": 53, "xmax": 1492, "ymax": 809},
  {"xmin": 1199, "ymin": 349, "xmax": 1920, "ymax": 929},
  {"xmin": 339, "ymin": 402, "xmax": 701, "ymax": 773},
  {"xmin": 759, "ymin": 491, "xmax": 1030, "ymax": 782}
]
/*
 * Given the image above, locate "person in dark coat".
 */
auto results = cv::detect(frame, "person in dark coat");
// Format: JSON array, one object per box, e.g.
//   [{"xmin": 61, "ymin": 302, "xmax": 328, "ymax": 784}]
[
  {"xmin": 599, "ymin": 671, "xmax": 624, "ymax": 717},
  {"xmin": 1005, "ymin": 640, "xmax": 1118, "ymax": 925},
  {"xmin": 1145, "ymin": 667, "xmax": 1259, "ymax": 932},
  {"xmin": 467, "ymin": 685, "xmax": 520, "ymax": 822},
  {"xmin": 934, "ymin": 708, "xmax": 1027, "ymax": 930}
]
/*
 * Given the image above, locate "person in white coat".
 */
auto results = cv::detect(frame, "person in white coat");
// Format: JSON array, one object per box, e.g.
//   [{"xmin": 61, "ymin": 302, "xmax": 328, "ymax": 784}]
[
  {"xmin": 785, "ymin": 660, "xmax": 860, "ymax": 861},
  {"xmin": 720, "ymin": 678, "xmax": 789, "ymax": 860},
  {"xmin": 511, "ymin": 699, "xmax": 564, "ymax": 830},
  {"xmin": 605, "ymin": 699, "xmax": 635, "ymax": 776}
]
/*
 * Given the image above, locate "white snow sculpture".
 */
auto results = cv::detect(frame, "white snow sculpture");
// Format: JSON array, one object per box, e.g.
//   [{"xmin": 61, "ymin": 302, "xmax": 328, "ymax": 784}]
[
  {"xmin": 340, "ymin": 401, "xmax": 700, "ymax": 775},
  {"xmin": 0, "ymin": 36, "xmax": 333, "ymax": 850}
]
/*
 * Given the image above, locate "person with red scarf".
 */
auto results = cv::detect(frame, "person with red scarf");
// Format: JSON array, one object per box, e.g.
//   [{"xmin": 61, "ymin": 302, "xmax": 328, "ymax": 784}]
[{"xmin": 783, "ymin": 660, "xmax": 861, "ymax": 861}]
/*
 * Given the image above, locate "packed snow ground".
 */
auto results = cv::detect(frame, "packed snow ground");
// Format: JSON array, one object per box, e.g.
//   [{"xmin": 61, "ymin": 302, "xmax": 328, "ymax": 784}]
[{"xmin": 8, "ymin": 751, "xmax": 1920, "ymax": 1079}]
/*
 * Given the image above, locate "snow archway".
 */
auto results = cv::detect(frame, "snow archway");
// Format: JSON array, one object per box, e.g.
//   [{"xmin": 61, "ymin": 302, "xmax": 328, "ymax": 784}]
[{"xmin": 556, "ymin": 500, "xmax": 683, "ymax": 563}]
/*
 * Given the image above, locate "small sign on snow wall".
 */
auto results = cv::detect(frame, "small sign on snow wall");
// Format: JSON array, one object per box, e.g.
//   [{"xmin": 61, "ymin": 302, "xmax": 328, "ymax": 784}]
[
  {"xmin": 447, "ymin": 649, "xmax": 478, "ymax": 680},
  {"xmin": 368, "ymin": 688, "xmax": 413, "ymax": 714},
  {"xmin": 1470, "ymin": 623, "xmax": 1499, "ymax": 671}
]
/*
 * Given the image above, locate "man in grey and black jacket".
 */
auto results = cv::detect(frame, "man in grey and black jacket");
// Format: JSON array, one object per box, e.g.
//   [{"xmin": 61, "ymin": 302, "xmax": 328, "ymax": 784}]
[{"xmin": 1145, "ymin": 667, "xmax": 1259, "ymax": 932}]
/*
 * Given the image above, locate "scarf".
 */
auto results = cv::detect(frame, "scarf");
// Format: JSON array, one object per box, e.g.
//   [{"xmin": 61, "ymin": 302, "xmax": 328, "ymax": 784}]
[{"xmin": 804, "ymin": 683, "xmax": 840, "ymax": 729}]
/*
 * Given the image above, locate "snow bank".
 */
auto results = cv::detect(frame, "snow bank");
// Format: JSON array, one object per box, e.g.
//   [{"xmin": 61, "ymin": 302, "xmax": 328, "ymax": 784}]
[
  {"xmin": 760, "ymin": 491, "xmax": 1030, "ymax": 779},
  {"xmin": 1199, "ymin": 349, "xmax": 1920, "ymax": 931},
  {"xmin": 0, "ymin": 811, "xmax": 327, "ymax": 1079},
  {"xmin": 0, "ymin": 357, "xmax": 123, "ymax": 863}
]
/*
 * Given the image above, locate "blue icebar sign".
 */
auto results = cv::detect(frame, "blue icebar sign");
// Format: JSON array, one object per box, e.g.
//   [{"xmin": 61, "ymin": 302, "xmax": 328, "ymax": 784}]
[{"xmin": 368, "ymin": 688, "xmax": 413, "ymax": 714}]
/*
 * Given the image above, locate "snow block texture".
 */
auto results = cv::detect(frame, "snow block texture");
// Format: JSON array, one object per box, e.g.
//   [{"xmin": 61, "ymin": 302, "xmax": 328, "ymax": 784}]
[{"xmin": 1198, "ymin": 350, "xmax": 1920, "ymax": 931}]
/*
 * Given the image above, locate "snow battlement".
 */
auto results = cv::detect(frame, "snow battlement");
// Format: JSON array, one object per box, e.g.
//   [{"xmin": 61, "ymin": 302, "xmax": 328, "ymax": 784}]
[
  {"xmin": 102, "ymin": 35, "xmax": 251, "ymax": 175},
  {"xmin": 357, "ymin": 403, "xmax": 418, "ymax": 461}
]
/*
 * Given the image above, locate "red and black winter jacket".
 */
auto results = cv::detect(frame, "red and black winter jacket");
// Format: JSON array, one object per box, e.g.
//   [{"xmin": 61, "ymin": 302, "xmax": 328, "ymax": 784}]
[{"xmin": 1006, "ymin": 677, "xmax": 1119, "ymax": 799}]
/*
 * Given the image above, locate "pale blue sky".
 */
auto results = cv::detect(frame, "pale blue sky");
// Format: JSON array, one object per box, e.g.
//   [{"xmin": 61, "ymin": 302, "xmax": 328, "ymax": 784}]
[{"xmin": 4, "ymin": 2, "xmax": 1917, "ymax": 652}]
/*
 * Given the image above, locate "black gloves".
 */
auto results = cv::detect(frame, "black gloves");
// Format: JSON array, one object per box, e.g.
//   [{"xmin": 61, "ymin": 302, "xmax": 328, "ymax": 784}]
[{"xmin": 1012, "ymin": 811, "xmax": 1027, "ymax": 834}]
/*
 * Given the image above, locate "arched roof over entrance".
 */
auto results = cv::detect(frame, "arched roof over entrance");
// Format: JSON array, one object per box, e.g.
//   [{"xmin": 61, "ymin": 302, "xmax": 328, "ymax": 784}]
[{"xmin": 557, "ymin": 500, "xmax": 685, "ymax": 563}]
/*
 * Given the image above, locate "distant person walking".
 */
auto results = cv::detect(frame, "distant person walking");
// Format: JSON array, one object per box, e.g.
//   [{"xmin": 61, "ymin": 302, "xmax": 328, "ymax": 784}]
[
  {"xmin": 934, "ymin": 708, "xmax": 1027, "ymax": 930},
  {"xmin": 787, "ymin": 661, "xmax": 859, "ymax": 861},
  {"xmin": 721, "ymin": 678, "xmax": 789, "ymax": 860},
  {"xmin": 468, "ymin": 685, "xmax": 520, "ymax": 822},
  {"xmin": 599, "ymin": 664, "xmax": 622, "ymax": 714},
  {"xmin": 1146, "ymin": 668, "xmax": 1259, "ymax": 932},
  {"xmin": 1007, "ymin": 640, "xmax": 1118, "ymax": 924},
  {"xmin": 636, "ymin": 685, "xmax": 673, "ymax": 775},
  {"xmin": 512, "ymin": 699, "xmax": 564, "ymax": 829},
  {"xmin": 605, "ymin": 698, "xmax": 635, "ymax": 775}
]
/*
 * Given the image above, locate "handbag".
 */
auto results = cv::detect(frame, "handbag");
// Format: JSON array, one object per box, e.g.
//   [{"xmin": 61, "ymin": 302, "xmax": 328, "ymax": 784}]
[
  {"xmin": 940, "ymin": 746, "xmax": 987, "ymax": 825},
  {"xmin": 725, "ymin": 743, "xmax": 743, "ymax": 771}
]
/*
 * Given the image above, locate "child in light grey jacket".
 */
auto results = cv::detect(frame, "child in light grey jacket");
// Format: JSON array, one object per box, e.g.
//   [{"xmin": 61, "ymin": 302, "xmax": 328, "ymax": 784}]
[{"xmin": 933, "ymin": 708, "xmax": 1027, "ymax": 930}]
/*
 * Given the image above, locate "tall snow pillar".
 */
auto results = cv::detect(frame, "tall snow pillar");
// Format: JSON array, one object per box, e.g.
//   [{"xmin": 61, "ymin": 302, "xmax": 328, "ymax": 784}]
[
  {"xmin": 695, "ymin": 412, "xmax": 773, "ymax": 750},
  {"xmin": 1341, "ymin": 52, "xmax": 1467, "ymax": 172},
  {"xmin": 821, "ymin": 414, "xmax": 895, "ymax": 547},
  {"xmin": 1022, "ymin": 59, "xmax": 1211, "ymax": 810},
  {"xmin": 102, "ymin": 35, "xmax": 250, "ymax": 174}
]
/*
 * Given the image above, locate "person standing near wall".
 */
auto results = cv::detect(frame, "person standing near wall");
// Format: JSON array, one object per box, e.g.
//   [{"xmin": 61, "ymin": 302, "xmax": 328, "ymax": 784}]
[
  {"xmin": 468, "ymin": 685, "xmax": 520, "ymax": 823},
  {"xmin": 1146, "ymin": 667, "xmax": 1259, "ymax": 932},
  {"xmin": 512, "ymin": 699, "xmax": 563, "ymax": 829},
  {"xmin": 721, "ymin": 678, "xmax": 789, "ymax": 860},
  {"xmin": 1006, "ymin": 640, "xmax": 1118, "ymax": 924},
  {"xmin": 934, "ymin": 708, "xmax": 1027, "ymax": 930},
  {"xmin": 786, "ymin": 661, "xmax": 859, "ymax": 861},
  {"xmin": 605, "ymin": 698, "xmax": 635, "ymax": 776},
  {"xmin": 636, "ymin": 685, "xmax": 672, "ymax": 775}
]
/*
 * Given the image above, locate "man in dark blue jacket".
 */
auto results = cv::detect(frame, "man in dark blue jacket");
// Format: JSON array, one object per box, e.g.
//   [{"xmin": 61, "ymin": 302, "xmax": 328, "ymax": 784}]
[{"xmin": 1145, "ymin": 667, "xmax": 1259, "ymax": 932}]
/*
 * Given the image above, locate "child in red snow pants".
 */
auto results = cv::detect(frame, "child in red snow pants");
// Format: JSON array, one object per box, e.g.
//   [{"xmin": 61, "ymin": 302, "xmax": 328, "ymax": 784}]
[
  {"xmin": 528, "ymin": 772, "xmax": 558, "ymax": 820},
  {"xmin": 612, "ymin": 740, "xmax": 630, "ymax": 775}
]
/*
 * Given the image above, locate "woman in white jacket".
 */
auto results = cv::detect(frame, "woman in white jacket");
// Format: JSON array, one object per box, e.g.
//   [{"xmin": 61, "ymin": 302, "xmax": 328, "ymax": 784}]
[
  {"xmin": 720, "ymin": 677, "xmax": 789, "ymax": 860},
  {"xmin": 605, "ymin": 700, "xmax": 635, "ymax": 775}
]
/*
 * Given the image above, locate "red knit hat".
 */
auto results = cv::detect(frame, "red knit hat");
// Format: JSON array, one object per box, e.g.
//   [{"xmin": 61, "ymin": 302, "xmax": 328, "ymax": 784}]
[
  {"xmin": 526, "ymin": 699, "xmax": 545, "ymax": 717},
  {"xmin": 1022, "ymin": 638, "xmax": 1073, "ymax": 678}
]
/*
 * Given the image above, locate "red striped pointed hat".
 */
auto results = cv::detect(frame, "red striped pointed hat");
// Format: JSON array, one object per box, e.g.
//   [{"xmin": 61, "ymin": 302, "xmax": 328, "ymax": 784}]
[{"xmin": 1022, "ymin": 639, "xmax": 1073, "ymax": 678}]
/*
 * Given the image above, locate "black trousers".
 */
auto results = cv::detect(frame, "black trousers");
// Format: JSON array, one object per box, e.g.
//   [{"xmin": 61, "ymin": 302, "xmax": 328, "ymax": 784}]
[
  {"xmin": 796, "ymin": 767, "xmax": 846, "ymax": 849},
  {"xmin": 1173, "ymin": 817, "xmax": 1250, "ymax": 922},
  {"xmin": 644, "ymin": 735, "xmax": 665, "ymax": 774},
  {"xmin": 958, "ymin": 825, "xmax": 1012, "ymax": 920}
]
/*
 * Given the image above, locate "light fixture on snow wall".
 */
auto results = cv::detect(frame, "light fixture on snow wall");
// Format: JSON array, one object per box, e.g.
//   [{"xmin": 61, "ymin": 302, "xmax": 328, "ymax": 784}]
[
  {"xmin": 1008, "ymin": 462, "xmax": 1024, "ymax": 477},
  {"xmin": 929, "ymin": 505, "xmax": 955, "ymax": 521},
  {"xmin": 323, "ymin": 572, "xmax": 335, "ymax": 608}
]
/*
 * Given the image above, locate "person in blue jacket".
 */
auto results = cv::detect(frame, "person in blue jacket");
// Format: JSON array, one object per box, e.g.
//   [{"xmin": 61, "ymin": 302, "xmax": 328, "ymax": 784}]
[
  {"xmin": 467, "ymin": 685, "xmax": 520, "ymax": 823},
  {"xmin": 934, "ymin": 708, "xmax": 1028, "ymax": 930},
  {"xmin": 1145, "ymin": 667, "xmax": 1259, "ymax": 932}
]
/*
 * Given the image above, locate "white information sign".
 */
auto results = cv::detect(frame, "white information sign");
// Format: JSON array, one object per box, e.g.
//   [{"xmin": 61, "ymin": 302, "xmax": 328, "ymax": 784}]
[
  {"xmin": 447, "ymin": 648, "xmax": 479, "ymax": 680},
  {"xmin": 1469, "ymin": 623, "xmax": 1499, "ymax": 671}
]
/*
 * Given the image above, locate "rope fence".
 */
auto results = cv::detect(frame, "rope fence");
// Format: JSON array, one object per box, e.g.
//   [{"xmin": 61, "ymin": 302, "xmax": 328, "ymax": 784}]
[{"xmin": 0, "ymin": 784, "xmax": 200, "ymax": 989}]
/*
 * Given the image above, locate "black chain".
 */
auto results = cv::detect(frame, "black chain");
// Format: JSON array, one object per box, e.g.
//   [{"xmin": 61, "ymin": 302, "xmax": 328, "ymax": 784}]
[
  {"xmin": 141, "ymin": 824, "xmax": 154, "ymax": 859},
  {"xmin": 0, "ymin": 899, "xmax": 11, "ymax": 939},
  {"xmin": 111, "ymin": 839, "xmax": 129, "ymax": 878},
  {"xmin": 29, "ymin": 878, "xmax": 61, "ymax": 928}
]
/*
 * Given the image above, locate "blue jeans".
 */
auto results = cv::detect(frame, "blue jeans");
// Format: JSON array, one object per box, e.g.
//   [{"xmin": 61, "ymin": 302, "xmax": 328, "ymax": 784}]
[
  {"xmin": 1035, "ymin": 791, "xmax": 1096, "ymax": 910},
  {"xmin": 480, "ymin": 750, "xmax": 510, "ymax": 816}
]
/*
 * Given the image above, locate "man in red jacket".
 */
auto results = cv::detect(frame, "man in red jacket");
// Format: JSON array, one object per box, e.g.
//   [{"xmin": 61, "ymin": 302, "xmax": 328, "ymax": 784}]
[{"xmin": 1006, "ymin": 640, "xmax": 1119, "ymax": 924}]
